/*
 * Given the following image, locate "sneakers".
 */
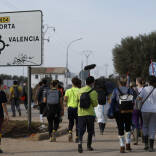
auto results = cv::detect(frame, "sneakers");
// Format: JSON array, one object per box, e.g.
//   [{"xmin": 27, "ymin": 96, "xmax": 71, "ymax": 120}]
[
  {"xmin": 50, "ymin": 130, "xmax": 56, "ymax": 142},
  {"xmin": 78, "ymin": 144, "xmax": 83, "ymax": 153},
  {"xmin": 87, "ymin": 146, "xmax": 94, "ymax": 151}
]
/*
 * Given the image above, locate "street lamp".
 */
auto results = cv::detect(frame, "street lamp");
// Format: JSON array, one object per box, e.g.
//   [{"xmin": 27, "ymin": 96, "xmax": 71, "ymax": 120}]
[{"xmin": 65, "ymin": 38, "xmax": 83, "ymax": 88}]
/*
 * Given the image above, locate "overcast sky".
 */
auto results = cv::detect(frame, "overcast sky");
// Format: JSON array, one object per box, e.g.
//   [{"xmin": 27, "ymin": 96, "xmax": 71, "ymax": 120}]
[{"xmin": 0, "ymin": 0, "xmax": 156, "ymax": 77}]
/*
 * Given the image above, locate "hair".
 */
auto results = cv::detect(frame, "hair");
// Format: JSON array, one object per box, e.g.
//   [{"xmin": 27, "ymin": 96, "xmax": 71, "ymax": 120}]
[
  {"xmin": 13, "ymin": 80, "xmax": 18, "ymax": 85},
  {"xmin": 42, "ymin": 78, "xmax": 47, "ymax": 85},
  {"xmin": 72, "ymin": 77, "xmax": 79, "ymax": 86},
  {"xmin": 77, "ymin": 79, "xmax": 82, "ymax": 88},
  {"xmin": 136, "ymin": 77, "xmax": 144, "ymax": 85},
  {"xmin": 86, "ymin": 76, "xmax": 95, "ymax": 85},
  {"xmin": 117, "ymin": 76, "xmax": 127, "ymax": 86},
  {"xmin": 51, "ymin": 80, "xmax": 58, "ymax": 87},
  {"xmin": 130, "ymin": 81, "xmax": 136, "ymax": 88},
  {"xmin": 0, "ymin": 79, "xmax": 3, "ymax": 86},
  {"xmin": 39, "ymin": 81, "xmax": 43, "ymax": 86},
  {"xmin": 148, "ymin": 76, "xmax": 156, "ymax": 88}
]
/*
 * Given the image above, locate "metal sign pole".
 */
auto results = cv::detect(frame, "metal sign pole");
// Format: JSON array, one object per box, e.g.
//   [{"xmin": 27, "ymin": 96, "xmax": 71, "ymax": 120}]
[{"xmin": 27, "ymin": 66, "xmax": 31, "ymax": 129}]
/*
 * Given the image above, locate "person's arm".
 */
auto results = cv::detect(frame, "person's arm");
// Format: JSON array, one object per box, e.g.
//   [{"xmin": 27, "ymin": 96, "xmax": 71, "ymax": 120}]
[
  {"xmin": 60, "ymin": 96, "xmax": 64, "ymax": 116},
  {"xmin": 2, "ymin": 103, "xmax": 9, "ymax": 122},
  {"xmin": 2, "ymin": 91, "xmax": 9, "ymax": 122},
  {"xmin": 64, "ymin": 90, "xmax": 69, "ymax": 107},
  {"xmin": 91, "ymin": 91, "xmax": 98, "ymax": 107}
]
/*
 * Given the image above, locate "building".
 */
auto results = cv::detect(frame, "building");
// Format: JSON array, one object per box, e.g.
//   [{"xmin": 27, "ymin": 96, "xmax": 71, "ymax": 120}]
[{"xmin": 31, "ymin": 67, "xmax": 68, "ymax": 88}]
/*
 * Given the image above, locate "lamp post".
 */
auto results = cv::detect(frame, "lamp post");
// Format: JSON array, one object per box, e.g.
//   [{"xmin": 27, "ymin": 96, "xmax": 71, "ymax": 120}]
[{"xmin": 65, "ymin": 38, "xmax": 83, "ymax": 88}]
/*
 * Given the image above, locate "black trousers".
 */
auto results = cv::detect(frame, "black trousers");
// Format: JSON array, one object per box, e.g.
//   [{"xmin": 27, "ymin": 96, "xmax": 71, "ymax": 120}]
[
  {"xmin": 115, "ymin": 112, "xmax": 132, "ymax": 136},
  {"xmin": 68, "ymin": 107, "xmax": 78, "ymax": 136},
  {"xmin": 47, "ymin": 105, "xmax": 60, "ymax": 136},
  {"xmin": 11, "ymin": 98, "xmax": 21, "ymax": 115},
  {"xmin": 78, "ymin": 116, "xmax": 95, "ymax": 145}
]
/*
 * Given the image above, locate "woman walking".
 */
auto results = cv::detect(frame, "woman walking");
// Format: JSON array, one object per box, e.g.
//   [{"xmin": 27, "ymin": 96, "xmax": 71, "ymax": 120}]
[
  {"xmin": 137, "ymin": 76, "xmax": 156, "ymax": 152},
  {"xmin": 109, "ymin": 76, "xmax": 134, "ymax": 153}
]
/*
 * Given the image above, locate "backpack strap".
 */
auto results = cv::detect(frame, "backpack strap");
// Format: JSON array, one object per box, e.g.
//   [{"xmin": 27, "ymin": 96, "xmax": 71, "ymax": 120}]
[{"xmin": 87, "ymin": 88, "xmax": 94, "ymax": 94}]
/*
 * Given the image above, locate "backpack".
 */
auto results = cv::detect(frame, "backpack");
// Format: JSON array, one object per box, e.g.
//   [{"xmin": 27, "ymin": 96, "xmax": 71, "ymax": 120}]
[
  {"xmin": 118, "ymin": 88, "xmax": 134, "ymax": 113},
  {"xmin": 46, "ymin": 89, "xmax": 60, "ymax": 105},
  {"xmin": 13, "ymin": 86, "xmax": 19, "ymax": 99},
  {"xmin": 80, "ymin": 89, "xmax": 94, "ymax": 109},
  {"xmin": 97, "ymin": 89, "xmax": 107, "ymax": 105}
]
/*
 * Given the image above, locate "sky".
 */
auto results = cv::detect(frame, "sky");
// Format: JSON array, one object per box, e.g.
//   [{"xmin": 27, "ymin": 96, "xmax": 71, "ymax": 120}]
[{"xmin": 0, "ymin": 0, "xmax": 156, "ymax": 78}]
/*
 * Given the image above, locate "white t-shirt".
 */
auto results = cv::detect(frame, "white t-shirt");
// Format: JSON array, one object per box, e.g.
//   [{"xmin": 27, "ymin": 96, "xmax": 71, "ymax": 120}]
[{"xmin": 139, "ymin": 86, "xmax": 156, "ymax": 112}]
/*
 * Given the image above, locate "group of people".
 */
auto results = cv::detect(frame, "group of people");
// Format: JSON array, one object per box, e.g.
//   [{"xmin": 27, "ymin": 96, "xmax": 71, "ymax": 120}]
[
  {"xmin": 0, "ymin": 75, "xmax": 156, "ymax": 154},
  {"xmin": 109, "ymin": 75, "xmax": 156, "ymax": 153}
]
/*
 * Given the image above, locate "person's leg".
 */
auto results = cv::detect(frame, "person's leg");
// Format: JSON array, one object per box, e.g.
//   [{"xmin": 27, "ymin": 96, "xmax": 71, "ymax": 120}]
[
  {"xmin": 148, "ymin": 113, "xmax": 156, "ymax": 152},
  {"xmin": 39, "ymin": 103, "xmax": 45, "ymax": 127},
  {"xmin": 124, "ymin": 113, "xmax": 132, "ymax": 151},
  {"xmin": 73, "ymin": 108, "xmax": 79, "ymax": 143},
  {"xmin": 24, "ymin": 100, "xmax": 28, "ymax": 111},
  {"xmin": 0, "ymin": 118, "xmax": 4, "ymax": 153},
  {"xmin": 86, "ymin": 116, "xmax": 95, "ymax": 151},
  {"xmin": 68, "ymin": 107, "xmax": 74, "ymax": 142},
  {"xmin": 47, "ymin": 114, "xmax": 55, "ymax": 142},
  {"xmin": 115, "ymin": 112, "xmax": 125, "ymax": 153},
  {"xmin": 78, "ymin": 116, "xmax": 86, "ymax": 153},
  {"xmin": 15, "ymin": 99, "xmax": 21, "ymax": 116},
  {"xmin": 142, "ymin": 112, "xmax": 150, "ymax": 150},
  {"xmin": 11, "ymin": 99, "xmax": 16, "ymax": 117}
]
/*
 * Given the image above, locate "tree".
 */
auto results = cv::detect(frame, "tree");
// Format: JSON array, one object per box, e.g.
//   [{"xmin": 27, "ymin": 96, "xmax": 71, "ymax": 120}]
[{"xmin": 112, "ymin": 32, "xmax": 156, "ymax": 81}]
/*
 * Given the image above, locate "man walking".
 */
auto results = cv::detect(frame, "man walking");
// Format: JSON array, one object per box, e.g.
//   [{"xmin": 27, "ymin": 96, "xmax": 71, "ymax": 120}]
[
  {"xmin": 43, "ymin": 80, "xmax": 64, "ymax": 142},
  {"xmin": 9, "ymin": 80, "xmax": 22, "ymax": 117},
  {"xmin": 64, "ymin": 77, "xmax": 80, "ymax": 142},
  {"xmin": 78, "ymin": 76, "xmax": 98, "ymax": 153}
]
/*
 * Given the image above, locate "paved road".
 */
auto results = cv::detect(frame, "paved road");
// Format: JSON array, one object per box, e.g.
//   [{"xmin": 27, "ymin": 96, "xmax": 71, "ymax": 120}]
[{"xmin": 2, "ymin": 104, "xmax": 155, "ymax": 156}]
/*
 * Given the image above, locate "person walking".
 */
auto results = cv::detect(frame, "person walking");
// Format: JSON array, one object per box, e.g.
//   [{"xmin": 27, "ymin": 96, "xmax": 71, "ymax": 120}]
[
  {"xmin": 43, "ymin": 80, "xmax": 64, "ymax": 142},
  {"xmin": 37, "ymin": 79, "xmax": 48, "ymax": 128},
  {"xmin": 77, "ymin": 76, "xmax": 98, "ymax": 153},
  {"xmin": 137, "ymin": 76, "xmax": 156, "ymax": 152},
  {"xmin": 64, "ymin": 77, "xmax": 80, "ymax": 142},
  {"xmin": 0, "ymin": 79, "xmax": 9, "ymax": 153},
  {"xmin": 9, "ymin": 80, "xmax": 22, "ymax": 117},
  {"xmin": 94, "ymin": 78, "xmax": 108, "ymax": 135},
  {"xmin": 21, "ymin": 82, "xmax": 28, "ymax": 111},
  {"xmin": 132, "ymin": 77, "xmax": 144, "ymax": 145},
  {"xmin": 109, "ymin": 76, "xmax": 134, "ymax": 153}
]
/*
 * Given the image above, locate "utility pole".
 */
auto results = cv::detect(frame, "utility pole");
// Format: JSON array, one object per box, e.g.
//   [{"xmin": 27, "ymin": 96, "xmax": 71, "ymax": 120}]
[{"xmin": 83, "ymin": 50, "xmax": 93, "ymax": 66}]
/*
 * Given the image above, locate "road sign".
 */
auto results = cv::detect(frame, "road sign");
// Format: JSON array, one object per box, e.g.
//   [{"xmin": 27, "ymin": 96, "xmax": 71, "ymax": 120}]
[
  {"xmin": 149, "ymin": 62, "xmax": 156, "ymax": 76},
  {"xmin": 0, "ymin": 10, "xmax": 42, "ymax": 66}
]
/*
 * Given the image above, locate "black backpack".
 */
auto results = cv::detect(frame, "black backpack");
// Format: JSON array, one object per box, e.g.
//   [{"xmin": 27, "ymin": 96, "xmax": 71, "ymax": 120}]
[
  {"xmin": 80, "ymin": 89, "xmax": 94, "ymax": 109},
  {"xmin": 13, "ymin": 86, "xmax": 19, "ymax": 99}
]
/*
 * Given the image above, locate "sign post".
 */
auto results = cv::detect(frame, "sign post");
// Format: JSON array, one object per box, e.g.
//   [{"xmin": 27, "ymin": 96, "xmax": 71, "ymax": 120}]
[{"xmin": 0, "ymin": 10, "xmax": 43, "ymax": 129}]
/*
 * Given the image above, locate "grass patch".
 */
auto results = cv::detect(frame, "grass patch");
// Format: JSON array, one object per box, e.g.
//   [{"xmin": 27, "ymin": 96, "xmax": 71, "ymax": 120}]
[{"xmin": 2, "ymin": 120, "xmax": 47, "ymax": 138}]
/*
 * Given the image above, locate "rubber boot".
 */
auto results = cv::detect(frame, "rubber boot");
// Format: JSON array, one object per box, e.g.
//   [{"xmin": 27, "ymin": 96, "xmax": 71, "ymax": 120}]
[
  {"xmin": 119, "ymin": 135, "xmax": 125, "ymax": 153},
  {"xmin": 149, "ymin": 139, "xmax": 154, "ymax": 152},
  {"xmin": 87, "ymin": 134, "xmax": 94, "ymax": 151},
  {"xmin": 144, "ymin": 136, "xmax": 149, "ymax": 150},
  {"xmin": 125, "ymin": 132, "xmax": 132, "ymax": 151},
  {"xmin": 68, "ymin": 131, "xmax": 73, "ymax": 142}
]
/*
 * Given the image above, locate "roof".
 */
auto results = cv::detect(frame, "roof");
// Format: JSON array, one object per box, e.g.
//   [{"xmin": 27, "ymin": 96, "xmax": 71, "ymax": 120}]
[{"xmin": 31, "ymin": 67, "xmax": 67, "ymax": 74}]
